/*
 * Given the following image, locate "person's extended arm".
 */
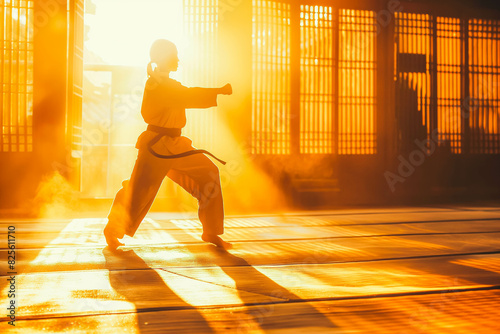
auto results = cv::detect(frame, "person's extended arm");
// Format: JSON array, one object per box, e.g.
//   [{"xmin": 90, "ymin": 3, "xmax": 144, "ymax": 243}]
[{"xmin": 169, "ymin": 82, "xmax": 232, "ymax": 109}]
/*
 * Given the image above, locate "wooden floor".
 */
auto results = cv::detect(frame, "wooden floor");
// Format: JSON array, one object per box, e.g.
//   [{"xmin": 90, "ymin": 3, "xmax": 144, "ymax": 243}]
[{"xmin": 1, "ymin": 205, "xmax": 500, "ymax": 333}]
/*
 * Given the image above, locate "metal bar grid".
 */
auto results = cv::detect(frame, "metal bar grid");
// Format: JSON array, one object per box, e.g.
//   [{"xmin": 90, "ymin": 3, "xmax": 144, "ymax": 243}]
[
  {"xmin": 468, "ymin": 18, "xmax": 500, "ymax": 154},
  {"xmin": 338, "ymin": 9, "xmax": 377, "ymax": 155},
  {"xmin": 395, "ymin": 12, "xmax": 432, "ymax": 155},
  {"xmin": 299, "ymin": 4, "xmax": 334, "ymax": 154},
  {"xmin": 183, "ymin": 0, "xmax": 219, "ymax": 151},
  {"xmin": 1, "ymin": 0, "xmax": 34, "ymax": 153},
  {"xmin": 252, "ymin": 0, "xmax": 291, "ymax": 155},
  {"xmin": 437, "ymin": 17, "xmax": 462, "ymax": 154}
]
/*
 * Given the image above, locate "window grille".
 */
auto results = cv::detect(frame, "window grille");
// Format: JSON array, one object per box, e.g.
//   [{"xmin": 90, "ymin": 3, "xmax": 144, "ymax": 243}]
[
  {"xmin": 1, "ymin": 0, "xmax": 34, "ymax": 153},
  {"xmin": 469, "ymin": 19, "xmax": 500, "ymax": 154},
  {"xmin": 437, "ymin": 17, "xmax": 462, "ymax": 153},
  {"xmin": 395, "ymin": 13, "xmax": 432, "ymax": 154},
  {"xmin": 300, "ymin": 5, "xmax": 334, "ymax": 154},
  {"xmin": 338, "ymin": 9, "xmax": 377, "ymax": 155},
  {"xmin": 252, "ymin": 0, "xmax": 291, "ymax": 154}
]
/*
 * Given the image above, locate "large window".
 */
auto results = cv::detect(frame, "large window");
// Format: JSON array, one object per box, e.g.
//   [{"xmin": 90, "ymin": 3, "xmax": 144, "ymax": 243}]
[
  {"xmin": 80, "ymin": 0, "xmax": 219, "ymax": 197},
  {"xmin": 394, "ymin": 13, "xmax": 432, "ymax": 154},
  {"xmin": 300, "ymin": 5, "xmax": 334, "ymax": 154},
  {"xmin": 252, "ymin": 2, "xmax": 377, "ymax": 156},
  {"xmin": 469, "ymin": 19, "xmax": 500, "ymax": 154},
  {"xmin": 437, "ymin": 17, "xmax": 462, "ymax": 153},
  {"xmin": 395, "ymin": 14, "xmax": 500, "ymax": 155},
  {"xmin": 252, "ymin": 0, "xmax": 291, "ymax": 155},
  {"xmin": 1, "ymin": 0, "xmax": 34, "ymax": 153},
  {"xmin": 338, "ymin": 9, "xmax": 377, "ymax": 155}
]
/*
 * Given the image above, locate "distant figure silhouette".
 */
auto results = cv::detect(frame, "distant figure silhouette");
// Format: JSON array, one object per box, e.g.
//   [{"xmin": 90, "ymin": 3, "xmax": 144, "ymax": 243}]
[{"xmin": 104, "ymin": 39, "xmax": 232, "ymax": 250}]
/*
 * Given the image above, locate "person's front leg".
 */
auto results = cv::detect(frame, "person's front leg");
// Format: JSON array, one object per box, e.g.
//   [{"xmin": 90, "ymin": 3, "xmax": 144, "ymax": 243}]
[
  {"xmin": 167, "ymin": 157, "xmax": 231, "ymax": 249},
  {"xmin": 105, "ymin": 182, "xmax": 129, "ymax": 250}
]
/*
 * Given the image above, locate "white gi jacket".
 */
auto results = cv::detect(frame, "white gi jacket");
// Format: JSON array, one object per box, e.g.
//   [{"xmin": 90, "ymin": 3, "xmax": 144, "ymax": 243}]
[{"xmin": 136, "ymin": 75, "xmax": 219, "ymax": 155}]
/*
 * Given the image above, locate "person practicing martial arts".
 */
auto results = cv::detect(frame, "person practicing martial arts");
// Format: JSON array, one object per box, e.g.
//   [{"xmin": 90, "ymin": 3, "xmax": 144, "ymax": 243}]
[{"xmin": 103, "ymin": 39, "xmax": 233, "ymax": 250}]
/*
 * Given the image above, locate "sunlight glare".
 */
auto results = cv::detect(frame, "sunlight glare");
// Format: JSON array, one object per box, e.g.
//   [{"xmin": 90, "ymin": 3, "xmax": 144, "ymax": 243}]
[{"xmin": 85, "ymin": 0, "xmax": 186, "ymax": 68}]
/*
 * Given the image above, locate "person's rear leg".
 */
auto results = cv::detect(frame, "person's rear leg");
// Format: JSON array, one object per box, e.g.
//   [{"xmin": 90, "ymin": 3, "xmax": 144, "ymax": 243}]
[{"xmin": 105, "ymin": 150, "xmax": 169, "ymax": 249}]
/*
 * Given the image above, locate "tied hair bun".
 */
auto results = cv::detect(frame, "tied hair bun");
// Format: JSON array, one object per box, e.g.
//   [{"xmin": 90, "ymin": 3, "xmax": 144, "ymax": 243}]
[
  {"xmin": 147, "ymin": 62, "xmax": 158, "ymax": 77},
  {"xmin": 146, "ymin": 61, "xmax": 169, "ymax": 88}
]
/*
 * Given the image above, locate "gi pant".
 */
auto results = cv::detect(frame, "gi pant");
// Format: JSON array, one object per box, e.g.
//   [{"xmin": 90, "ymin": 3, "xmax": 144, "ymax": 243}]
[{"xmin": 105, "ymin": 146, "xmax": 224, "ymax": 238}]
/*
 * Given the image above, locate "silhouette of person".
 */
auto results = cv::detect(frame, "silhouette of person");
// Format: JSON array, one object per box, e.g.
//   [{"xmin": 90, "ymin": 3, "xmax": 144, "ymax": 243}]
[
  {"xmin": 104, "ymin": 39, "xmax": 232, "ymax": 250},
  {"xmin": 395, "ymin": 76, "xmax": 427, "ymax": 155}
]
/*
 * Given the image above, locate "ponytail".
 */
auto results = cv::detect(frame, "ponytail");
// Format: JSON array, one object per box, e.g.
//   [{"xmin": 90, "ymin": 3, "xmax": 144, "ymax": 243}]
[
  {"xmin": 146, "ymin": 61, "xmax": 169, "ymax": 89},
  {"xmin": 147, "ymin": 62, "xmax": 157, "ymax": 77}
]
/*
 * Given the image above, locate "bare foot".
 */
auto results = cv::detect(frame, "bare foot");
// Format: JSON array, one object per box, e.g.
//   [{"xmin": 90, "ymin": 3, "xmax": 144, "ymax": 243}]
[
  {"xmin": 104, "ymin": 225, "xmax": 125, "ymax": 250},
  {"xmin": 201, "ymin": 233, "xmax": 233, "ymax": 250}
]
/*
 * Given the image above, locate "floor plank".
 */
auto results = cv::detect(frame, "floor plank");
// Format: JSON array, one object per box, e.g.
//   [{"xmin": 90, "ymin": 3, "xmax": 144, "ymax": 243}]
[
  {"xmin": 2, "ymin": 231, "xmax": 500, "ymax": 275},
  {"xmin": 2, "ymin": 218, "xmax": 500, "ymax": 249},
  {"xmin": 1, "ymin": 207, "xmax": 499, "ymax": 333},
  {"xmin": 1, "ymin": 252, "xmax": 499, "ymax": 321},
  {"xmin": 3, "ymin": 289, "xmax": 500, "ymax": 333}
]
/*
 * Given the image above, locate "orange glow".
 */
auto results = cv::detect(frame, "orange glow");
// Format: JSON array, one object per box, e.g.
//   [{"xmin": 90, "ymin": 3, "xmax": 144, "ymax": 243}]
[
  {"xmin": 79, "ymin": 0, "xmax": 287, "ymax": 213},
  {"xmin": 451, "ymin": 257, "xmax": 500, "ymax": 274},
  {"xmin": 81, "ymin": 0, "xmax": 206, "ymax": 197},
  {"xmin": 2, "ymin": 0, "xmax": 500, "ymax": 213}
]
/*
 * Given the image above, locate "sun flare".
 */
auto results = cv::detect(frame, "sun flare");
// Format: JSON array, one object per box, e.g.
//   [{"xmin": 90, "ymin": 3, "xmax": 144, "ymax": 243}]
[{"xmin": 85, "ymin": 0, "xmax": 186, "ymax": 68}]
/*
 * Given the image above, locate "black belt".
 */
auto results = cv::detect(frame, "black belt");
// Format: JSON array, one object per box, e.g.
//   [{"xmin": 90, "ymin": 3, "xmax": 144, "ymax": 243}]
[{"xmin": 146, "ymin": 124, "xmax": 226, "ymax": 165}]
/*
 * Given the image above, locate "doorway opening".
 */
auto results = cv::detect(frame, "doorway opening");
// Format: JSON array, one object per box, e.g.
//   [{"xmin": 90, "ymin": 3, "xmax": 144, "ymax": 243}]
[{"xmin": 81, "ymin": 0, "xmax": 219, "ymax": 198}]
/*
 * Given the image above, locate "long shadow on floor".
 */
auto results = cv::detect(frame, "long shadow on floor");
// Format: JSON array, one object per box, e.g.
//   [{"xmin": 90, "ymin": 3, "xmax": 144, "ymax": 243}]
[
  {"xmin": 207, "ymin": 247, "xmax": 337, "ymax": 331},
  {"xmin": 103, "ymin": 247, "xmax": 213, "ymax": 333},
  {"xmin": 159, "ymin": 221, "xmax": 339, "ymax": 334},
  {"xmin": 151, "ymin": 217, "xmax": 339, "ymax": 331}
]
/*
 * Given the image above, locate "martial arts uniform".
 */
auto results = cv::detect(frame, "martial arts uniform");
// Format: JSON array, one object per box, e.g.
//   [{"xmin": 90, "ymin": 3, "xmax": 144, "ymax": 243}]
[{"xmin": 105, "ymin": 74, "xmax": 224, "ymax": 239}]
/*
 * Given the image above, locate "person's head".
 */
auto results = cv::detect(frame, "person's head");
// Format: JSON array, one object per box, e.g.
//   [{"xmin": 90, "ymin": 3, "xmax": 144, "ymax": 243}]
[{"xmin": 149, "ymin": 39, "xmax": 179, "ymax": 73}]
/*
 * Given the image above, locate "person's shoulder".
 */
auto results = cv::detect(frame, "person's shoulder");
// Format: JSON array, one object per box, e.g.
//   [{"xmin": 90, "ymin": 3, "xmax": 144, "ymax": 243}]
[
  {"xmin": 145, "ymin": 77, "xmax": 161, "ymax": 91},
  {"xmin": 164, "ymin": 77, "xmax": 184, "ymax": 88},
  {"xmin": 162, "ymin": 78, "xmax": 188, "ymax": 93},
  {"xmin": 145, "ymin": 77, "xmax": 180, "ymax": 90},
  {"xmin": 145, "ymin": 76, "xmax": 187, "ymax": 95}
]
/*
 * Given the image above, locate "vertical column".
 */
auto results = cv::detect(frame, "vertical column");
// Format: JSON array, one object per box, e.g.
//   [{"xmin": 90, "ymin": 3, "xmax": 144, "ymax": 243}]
[
  {"xmin": 300, "ymin": 5, "xmax": 334, "ymax": 154},
  {"xmin": 430, "ymin": 15, "xmax": 438, "ymax": 138},
  {"xmin": 217, "ymin": 0, "xmax": 252, "ymax": 147},
  {"xmin": 338, "ymin": 9, "xmax": 377, "ymax": 155},
  {"xmin": 290, "ymin": 2, "xmax": 300, "ymax": 155},
  {"xmin": 184, "ymin": 0, "xmax": 219, "ymax": 151},
  {"xmin": 251, "ymin": 0, "xmax": 291, "ymax": 155},
  {"xmin": 332, "ymin": 7, "xmax": 340, "ymax": 155},
  {"xmin": 0, "ymin": 3, "xmax": 3, "ymax": 152},
  {"xmin": 377, "ymin": 2, "xmax": 396, "ymax": 165},
  {"xmin": 68, "ymin": 0, "xmax": 84, "ymax": 187},
  {"xmin": 461, "ymin": 17, "xmax": 470, "ymax": 155},
  {"xmin": 33, "ymin": 0, "xmax": 68, "ymax": 172}
]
